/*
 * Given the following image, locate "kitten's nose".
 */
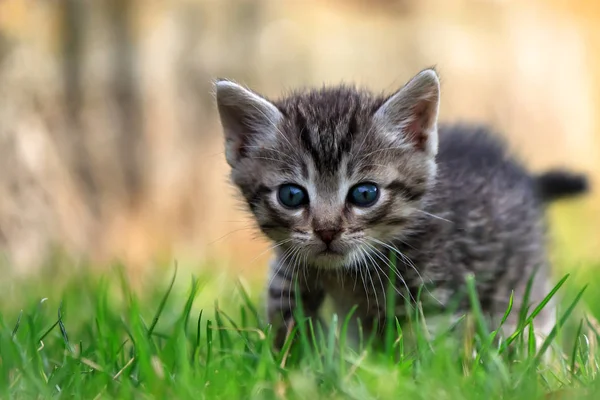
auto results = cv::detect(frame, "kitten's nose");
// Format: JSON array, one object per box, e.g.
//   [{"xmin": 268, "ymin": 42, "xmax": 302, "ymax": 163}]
[{"xmin": 315, "ymin": 228, "xmax": 342, "ymax": 245}]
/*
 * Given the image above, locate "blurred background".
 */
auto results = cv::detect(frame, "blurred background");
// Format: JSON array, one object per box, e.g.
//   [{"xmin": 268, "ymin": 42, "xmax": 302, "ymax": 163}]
[{"xmin": 0, "ymin": 0, "xmax": 598, "ymax": 281}]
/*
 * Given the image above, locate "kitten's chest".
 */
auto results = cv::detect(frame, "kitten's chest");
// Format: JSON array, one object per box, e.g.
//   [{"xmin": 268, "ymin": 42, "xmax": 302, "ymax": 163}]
[
  {"xmin": 318, "ymin": 269, "xmax": 449, "ymax": 320},
  {"xmin": 319, "ymin": 271, "xmax": 409, "ymax": 320},
  {"xmin": 320, "ymin": 271, "xmax": 384, "ymax": 315}
]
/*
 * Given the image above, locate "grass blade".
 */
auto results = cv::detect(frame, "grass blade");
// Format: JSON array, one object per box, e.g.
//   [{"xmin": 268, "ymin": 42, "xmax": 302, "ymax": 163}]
[
  {"xmin": 58, "ymin": 302, "xmax": 72, "ymax": 353},
  {"xmin": 325, "ymin": 313, "xmax": 338, "ymax": 371},
  {"xmin": 11, "ymin": 310, "xmax": 23, "ymax": 338},
  {"xmin": 147, "ymin": 264, "xmax": 178, "ymax": 337},
  {"xmin": 570, "ymin": 319, "xmax": 584, "ymax": 375},
  {"xmin": 465, "ymin": 273, "xmax": 489, "ymax": 339},
  {"xmin": 236, "ymin": 280, "xmax": 260, "ymax": 325},
  {"xmin": 531, "ymin": 284, "xmax": 588, "ymax": 368},
  {"xmin": 182, "ymin": 276, "xmax": 200, "ymax": 336},
  {"xmin": 192, "ymin": 310, "xmax": 203, "ymax": 363},
  {"xmin": 499, "ymin": 274, "xmax": 569, "ymax": 353}
]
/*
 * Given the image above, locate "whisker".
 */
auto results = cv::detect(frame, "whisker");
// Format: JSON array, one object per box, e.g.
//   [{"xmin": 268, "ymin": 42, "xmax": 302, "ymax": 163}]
[
  {"xmin": 364, "ymin": 241, "xmax": 413, "ymax": 304},
  {"xmin": 249, "ymin": 156, "xmax": 293, "ymax": 164},
  {"xmin": 360, "ymin": 163, "xmax": 395, "ymax": 169},
  {"xmin": 362, "ymin": 241, "xmax": 409, "ymax": 303},
  {"xmin": 354, "ymin": 249, "xmax": 370, "ymax": 309},
  {"xmin": 290, "ymin": 246, "xmax": 309, "ymax": 312},
  {"xmin": 372, "ymin": 238, "xmax": 422, "ymax": 280},
  {"xmin": 364, "ymin": 259, "xmax": 380, "ymax": 314},
  {"xmin": 390, "ymin": 236, "xmax": 418, "ymax": 251},
  {"xmin": 352, "ymin": 124, "xmax": 375, "ymax": 160},
  {"xmin": 414, "ymin": 209, "xmax": 454, "ymax": 224},
  {"xmin": 271, "ymin": 246, "xmax": 296, "ymax": 322},
  {"xmin": 351, "ymin": 251, "xmax": 359, "ymax": 291},
  {"xmin": 301, "ymin": 248, "xmax": 310, "ymax": 292},
  {"xmin": 362, "ymin": 248, "xmax": 386, "ymax": 313},
  {"xmin": 285, "ymin": 245, "xmax": 304, "ymax": 319},
  {"xmin": 269, "ymin": 241, "xmax": 298, "ymax": 287},
  {"xmin": 340, "ymin": 261, "xmax": 346, "ymax": 290},
  {"xmin": 243, "ymin": 145, "xmax": 296, "ymax": 163},
  {"xmin": 244, "ymin": 238, "xmax": 293, "ymax": 269},
  {"xmin": 266, "ymin": 244, "xmax": 296, "ymax": 291},
  {"xmin": 375, "ymin": 238, "xmax": 443, "ymax": 307},
  {"xmin": 207, "ymin": 226, "xmax": 256, "ymax": 246},
  {"xmin": 356, "ymin": 145, "xmax": 409, "ymax": 162}
]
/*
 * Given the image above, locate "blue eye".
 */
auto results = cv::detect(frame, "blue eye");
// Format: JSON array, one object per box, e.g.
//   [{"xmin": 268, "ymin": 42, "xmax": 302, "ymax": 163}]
[
  {"xmin": 278, "ymin": 184, "xmax": 308, "ymax": 208},
  {"xmin": 348, "ymin": 183, "xmax": 379, "ymax": 207}
]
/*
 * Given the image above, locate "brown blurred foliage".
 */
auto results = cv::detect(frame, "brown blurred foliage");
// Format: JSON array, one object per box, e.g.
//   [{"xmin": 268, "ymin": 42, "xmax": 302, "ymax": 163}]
[{"xmin": 0, "ymin": 0, "xmax": 598, "ymax": 277}]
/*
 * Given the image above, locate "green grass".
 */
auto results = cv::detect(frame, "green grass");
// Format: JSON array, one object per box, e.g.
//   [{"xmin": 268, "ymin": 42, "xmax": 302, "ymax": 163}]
[{"xmin": 1, "ymin": 259, "xmax": 600, "ymax": 399}]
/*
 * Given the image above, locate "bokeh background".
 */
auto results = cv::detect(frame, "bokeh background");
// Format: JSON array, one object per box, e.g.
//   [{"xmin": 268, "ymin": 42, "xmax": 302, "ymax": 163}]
[{"xmin": 0, "ymin": 0, "xmax": 598, "ymax": 281}]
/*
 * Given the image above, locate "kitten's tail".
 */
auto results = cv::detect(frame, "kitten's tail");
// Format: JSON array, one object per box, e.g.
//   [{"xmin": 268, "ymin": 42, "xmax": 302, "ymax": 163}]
[{"xmin": 535, "ymin": 169, "xmax": 589, "ymax": 202}]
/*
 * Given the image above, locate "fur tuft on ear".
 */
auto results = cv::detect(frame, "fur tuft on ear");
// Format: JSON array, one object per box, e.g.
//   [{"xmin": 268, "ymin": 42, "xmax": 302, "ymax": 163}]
[
  {"xmin": 374, "ymin": 69, "xmax": 441, "ymax": 155},
  {"xmin": 215, "ymin": 80, "xmax": 283, "ymax": 166}
]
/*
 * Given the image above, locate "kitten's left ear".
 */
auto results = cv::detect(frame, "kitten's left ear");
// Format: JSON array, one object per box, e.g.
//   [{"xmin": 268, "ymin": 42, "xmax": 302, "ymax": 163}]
[
  {"xmin": 215, "ymin": 79, "xmax": 284, "ymax": 167},
  {"xmin": 374, "ymin": 69, "xmax": 440, "ymax": 156}
]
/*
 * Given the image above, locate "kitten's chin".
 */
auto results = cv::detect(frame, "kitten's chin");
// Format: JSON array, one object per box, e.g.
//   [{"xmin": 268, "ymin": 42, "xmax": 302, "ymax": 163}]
[{"xmin": 310, "ymin": 251, "xmax": 347, "ymax": 270}]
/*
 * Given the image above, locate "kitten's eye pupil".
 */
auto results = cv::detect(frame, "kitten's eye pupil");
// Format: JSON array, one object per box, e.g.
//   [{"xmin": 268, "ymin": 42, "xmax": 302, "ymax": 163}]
[
  {"xmin": 349, "ymin": 183, "xmax": 379, "ymax": 207},
  {"xmin": 278, "ymin": 184, "xmax": 308, "ymax": 208}
]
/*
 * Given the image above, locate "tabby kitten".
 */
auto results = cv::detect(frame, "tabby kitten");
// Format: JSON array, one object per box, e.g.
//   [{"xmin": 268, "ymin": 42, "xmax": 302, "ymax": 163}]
[{"xmin": 215, "ymin": 69, "xmax": 588, "ymax": 348}]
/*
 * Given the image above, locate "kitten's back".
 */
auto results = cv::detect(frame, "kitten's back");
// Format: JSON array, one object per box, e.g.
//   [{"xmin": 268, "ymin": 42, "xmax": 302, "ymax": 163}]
[
  {"xmin": 436, "ymin": 125, "xmax": 534, "ymax": 197},
  {"xmin": 413, "ymin": 124, "xmax": 585, "ymax": 328},
  {"xmin": 435, "ymin": 124, "xmax": 587, "ymax": 205}
]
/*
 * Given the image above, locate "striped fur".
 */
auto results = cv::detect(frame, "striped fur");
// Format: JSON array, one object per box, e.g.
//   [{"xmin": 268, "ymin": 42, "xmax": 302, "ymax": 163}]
[{"xmin": 215, "ymin": 70, "xmax": 587, "ymax": 349}]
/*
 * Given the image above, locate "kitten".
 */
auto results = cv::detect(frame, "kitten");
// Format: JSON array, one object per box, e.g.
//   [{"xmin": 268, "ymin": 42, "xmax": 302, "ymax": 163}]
[{"xmin": 214, "ymin": 69, "xmax": 588, "ymax": 349}]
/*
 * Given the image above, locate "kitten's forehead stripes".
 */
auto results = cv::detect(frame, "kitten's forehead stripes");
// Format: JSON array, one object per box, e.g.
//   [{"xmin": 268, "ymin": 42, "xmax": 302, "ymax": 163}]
[{"xmin": 275, "ymin": 86, "xmax": 385, "ymax": 176}]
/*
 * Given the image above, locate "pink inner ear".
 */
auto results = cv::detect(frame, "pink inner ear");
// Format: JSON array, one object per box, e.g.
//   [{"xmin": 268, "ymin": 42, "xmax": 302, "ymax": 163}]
[{"xmin": 405, "ymin": 102, "xmax": 431, "ymax": 151}]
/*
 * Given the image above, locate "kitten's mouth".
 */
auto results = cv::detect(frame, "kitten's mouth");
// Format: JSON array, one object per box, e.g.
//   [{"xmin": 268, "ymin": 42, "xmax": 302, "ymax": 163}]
[
  {"xmin": 319, "ymin": 248, "xmax": 342, "ymax": 256},
  {"xmin": 300, "ymin": 243, "xmax": 348, "ymax": 268},
  {"xmin": 311, "ymin": 248, "xmax": 346, "ymax": 268}
]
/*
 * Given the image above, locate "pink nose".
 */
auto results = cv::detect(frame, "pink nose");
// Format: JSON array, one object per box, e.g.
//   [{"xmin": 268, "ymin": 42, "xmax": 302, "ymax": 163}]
[{"xmin": 315, "ymin": 229, "xmax": 342, "ymax": 245}]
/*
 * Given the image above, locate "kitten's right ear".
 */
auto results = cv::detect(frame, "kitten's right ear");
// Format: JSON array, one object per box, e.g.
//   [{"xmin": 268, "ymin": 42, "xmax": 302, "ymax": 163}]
[
  {"xmin": 215, "ymin": 79, "xmax": 283, "ymax": 167},
  {"xmin": 374, "ymin": 69, "xmax": 440, "ymax": 156}
]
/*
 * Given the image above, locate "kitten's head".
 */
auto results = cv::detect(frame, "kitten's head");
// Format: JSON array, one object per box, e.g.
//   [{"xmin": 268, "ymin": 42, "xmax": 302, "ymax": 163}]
[{"xmin": 215, "ymin": 69, "xmax": 440, "ymax": 269}]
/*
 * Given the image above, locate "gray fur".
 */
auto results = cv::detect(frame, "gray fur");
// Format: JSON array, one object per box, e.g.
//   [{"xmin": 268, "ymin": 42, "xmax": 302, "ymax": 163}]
[{"xmin": 215, "ymin": 69, "xmax": 587, "ymax": 349}]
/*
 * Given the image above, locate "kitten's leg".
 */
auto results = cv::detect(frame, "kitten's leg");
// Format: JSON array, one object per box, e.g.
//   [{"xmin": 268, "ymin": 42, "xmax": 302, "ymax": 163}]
[
  {"xmin": 266, "ymin": 260, "xmax": 325, "ymax": 350},
  {"xmin": 528, "ymin": 300, "xmax": 557, "ymax": 361}
]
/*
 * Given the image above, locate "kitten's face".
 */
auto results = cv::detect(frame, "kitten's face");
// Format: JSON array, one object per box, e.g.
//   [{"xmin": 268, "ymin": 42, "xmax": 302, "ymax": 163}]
[{"xmin": 216, "ymin": 70, "xmax": 440, "ymax": 269}]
